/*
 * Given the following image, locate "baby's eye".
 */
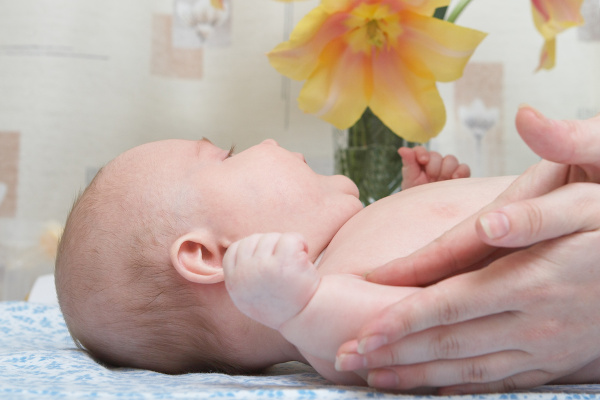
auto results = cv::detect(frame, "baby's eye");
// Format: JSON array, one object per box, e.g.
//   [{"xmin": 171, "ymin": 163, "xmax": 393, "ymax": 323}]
[{"xmin": 227, "ymin": 144, "xmax": 236, "ymax": 158}]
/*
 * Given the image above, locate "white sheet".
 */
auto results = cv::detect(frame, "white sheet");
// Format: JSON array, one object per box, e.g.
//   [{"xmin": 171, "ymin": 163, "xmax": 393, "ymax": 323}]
[{"xmin": 2, "ymin": 301, "xmax": 600, "ymax": 399}]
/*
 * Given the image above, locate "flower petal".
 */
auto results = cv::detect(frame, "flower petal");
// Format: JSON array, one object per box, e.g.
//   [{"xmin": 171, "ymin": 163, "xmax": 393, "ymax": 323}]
[
  {"xmin": 321, "ymin": 0, "xmax": 354, "ymax": 14},
  {"xmin": 398, "ymin": 0, "xmax": 450, "ymax": 16},
  {"xmin": 531, "ymin": 0, "xmax": 584, "ymax": 70},
  {"xmin": 536, "ymin": 37, "xmax": 556, "ymax": 71},
  {"xmin": 269, "ymin": 0, "xmax": 483, "ymax": 141},
  {"xmin": 268, "ymin": 9, "xmax": 348, "ymax": 80},
  {"xmin": 401, "ymin": 11, "xmax": 486, "ymax": 82},
  {"xmin": 297, "ymin": 39, "xmax": 370, "ymax": 129},
  {"xmin": 532, "ymin": 0, "xmax": 584, "ymax": 39},
  {"xmin": 319, "ymin": 0, "xmax": 450, "ymax": 17},
  {"xmin": 369, "ymin": 47, "xmax": 445, "ymax": 142}
]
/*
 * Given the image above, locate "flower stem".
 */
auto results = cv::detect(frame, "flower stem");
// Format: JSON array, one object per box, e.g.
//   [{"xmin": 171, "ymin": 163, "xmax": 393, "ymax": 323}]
[{"xmin": 446, "ymin": 0, "xmax": 474, "ymax": 23}]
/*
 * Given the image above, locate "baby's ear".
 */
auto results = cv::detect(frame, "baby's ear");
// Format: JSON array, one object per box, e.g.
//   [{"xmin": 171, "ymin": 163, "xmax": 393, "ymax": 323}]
[{"xmin": 170, "ymin": 231, "xmax": 226, "ymax": 284}]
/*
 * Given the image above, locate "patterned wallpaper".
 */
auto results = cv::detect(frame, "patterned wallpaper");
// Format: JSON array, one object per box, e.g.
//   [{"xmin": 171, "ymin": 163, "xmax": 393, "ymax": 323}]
[
  {"xmin": 0, "ymin": 0, "xmax": 599, "ymax": 218},
  {"xmin": 0, "ymin": 132, "xmax": 19, "ymax": 218},
  {"xmin": 0, "ymin": 0, "xmax": 599, "ymax": 299}
]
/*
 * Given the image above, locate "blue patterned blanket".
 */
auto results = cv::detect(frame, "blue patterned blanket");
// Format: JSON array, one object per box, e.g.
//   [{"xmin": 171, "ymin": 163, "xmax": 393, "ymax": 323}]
[{"xmin": 1, "ymin": 301, "xmax": 600, "ymax": 400}]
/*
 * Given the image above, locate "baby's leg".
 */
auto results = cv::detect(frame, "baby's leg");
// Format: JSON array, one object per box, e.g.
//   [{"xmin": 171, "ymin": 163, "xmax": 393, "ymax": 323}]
[{"xmin": 223, "ymin": 232, "xmax": 320, "ymax": 330}]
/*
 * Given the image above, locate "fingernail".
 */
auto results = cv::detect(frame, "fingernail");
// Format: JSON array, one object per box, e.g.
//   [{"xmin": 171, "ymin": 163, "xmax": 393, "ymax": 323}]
[
  {"xmin": 478, "ymin": 212, "xmax": 509, "ymax": 239},
  {"xmin": 368, "ymin": 369, "xmax": 399, "ymax": 389},
  {"xmin": 334, "ymin": 353, "xmax": 365, "ymax": 371},
  {"xmin": 520, "ymin": 104, "xmax": 552, "ymax": 126},
  {"xmin": 358, "ymin": 334, "xmax": 387, "ymax": 354}
]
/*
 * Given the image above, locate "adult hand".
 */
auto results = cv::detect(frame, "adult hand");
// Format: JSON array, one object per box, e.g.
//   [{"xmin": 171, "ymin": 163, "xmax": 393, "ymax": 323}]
[
  {"xmin": 335, "ymin": 106, "xmax": 600, "ymax": 393},
  {"xmin": 372, "ymin": 106, "xmax": 600, "ymax": 287}
]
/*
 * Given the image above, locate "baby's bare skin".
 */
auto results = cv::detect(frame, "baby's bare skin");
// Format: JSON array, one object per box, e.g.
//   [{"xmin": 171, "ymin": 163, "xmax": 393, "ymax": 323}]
[
  {"xmin": 223, "ymin": 232, "xmax": 320, "ymax": 330},
  {"xmin": 223, "ymin": 147, "xmax": 514, "ymax": 385},
  {"xmin": 224, "ymin": 175, "xmax": 516, "ymax": 385},
  {"xmin": 224, "ymin": 231, "xmax": 422, "ymax": 385}
]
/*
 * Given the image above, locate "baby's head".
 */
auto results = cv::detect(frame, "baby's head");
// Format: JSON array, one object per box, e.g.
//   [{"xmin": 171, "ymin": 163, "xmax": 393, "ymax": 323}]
[{"xmin": 55, "ymin": 138, "xmax": 361, "ymax": 374}]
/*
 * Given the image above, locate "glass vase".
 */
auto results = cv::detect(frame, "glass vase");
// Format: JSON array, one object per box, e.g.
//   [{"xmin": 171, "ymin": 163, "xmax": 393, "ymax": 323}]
[{"xmin": 333, "ymin": 108, "xmax": 418, "ymax": 206}]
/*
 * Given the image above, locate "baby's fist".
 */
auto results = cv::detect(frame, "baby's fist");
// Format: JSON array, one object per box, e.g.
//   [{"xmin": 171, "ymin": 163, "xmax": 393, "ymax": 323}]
[
  {"xmin": 223, "ymin": 233, "xmax": 320, "ymax": 329},
  {"xmin": 400, "ymin": 146, "xmax": 470, "ymax": 190}
]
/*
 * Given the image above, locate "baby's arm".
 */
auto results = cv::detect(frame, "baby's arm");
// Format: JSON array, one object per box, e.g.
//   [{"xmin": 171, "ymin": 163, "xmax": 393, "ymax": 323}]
[
  {"xmin": 400, "ymin": 146, "xmax": 471, "ymax": 190},
  {"xmin": 279, "ymin": 271, "xmax": 420, "ymax": 364},
  {"xmin": 223, "ymin": 232, "xmax": 420, "ymax": 385}
]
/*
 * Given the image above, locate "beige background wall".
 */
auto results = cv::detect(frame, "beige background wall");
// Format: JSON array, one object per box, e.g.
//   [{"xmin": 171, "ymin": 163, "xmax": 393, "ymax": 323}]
[{"xmin": 0, "ymin": 0, "xmax": 599, "ymax": 295}]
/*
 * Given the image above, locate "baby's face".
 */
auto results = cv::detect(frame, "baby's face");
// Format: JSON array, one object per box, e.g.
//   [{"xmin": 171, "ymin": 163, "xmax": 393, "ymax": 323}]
[{"xmin": 115, "ymin": 138, "xmax": 362, "ymax": 261}]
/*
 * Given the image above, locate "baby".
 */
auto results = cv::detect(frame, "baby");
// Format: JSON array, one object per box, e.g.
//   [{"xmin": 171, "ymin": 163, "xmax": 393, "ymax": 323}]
[{"xmin": 55, "ymin": 138, "xmax": 513, "ymax": 384}]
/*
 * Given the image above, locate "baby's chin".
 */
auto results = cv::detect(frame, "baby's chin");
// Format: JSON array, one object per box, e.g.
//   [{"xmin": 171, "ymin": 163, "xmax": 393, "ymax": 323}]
[{"xmin": 332, "ymin": 174, "xmax": 360, "ymax": 201}]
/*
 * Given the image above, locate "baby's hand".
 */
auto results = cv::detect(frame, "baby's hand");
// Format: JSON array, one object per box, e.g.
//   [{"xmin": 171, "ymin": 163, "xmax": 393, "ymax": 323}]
[
  {"xmin": 399, "ymin": 146, "xmax": 470, "ymax": 190},
  {"xmin": 222, "ymin": 232, "xmax": 320, "ymax": 330}
]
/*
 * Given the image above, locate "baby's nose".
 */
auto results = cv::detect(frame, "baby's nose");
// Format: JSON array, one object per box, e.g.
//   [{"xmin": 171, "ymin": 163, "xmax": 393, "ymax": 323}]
[
  {"xmin": 294, "ymin": 152, "xmax": 307, "ymax": 163},
  {"xmin": 261, "ymin": 139, "xmax": 279, "ymax": 146}
]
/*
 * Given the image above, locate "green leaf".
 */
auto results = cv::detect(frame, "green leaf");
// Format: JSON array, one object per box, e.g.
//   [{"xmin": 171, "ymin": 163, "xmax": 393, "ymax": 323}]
[{"xmin": 433, "ymin": 6, "xmax": 448, "ymax": 20}]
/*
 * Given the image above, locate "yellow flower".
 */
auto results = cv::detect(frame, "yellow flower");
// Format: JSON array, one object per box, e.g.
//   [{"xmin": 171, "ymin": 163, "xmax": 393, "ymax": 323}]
[
  {"xmin": 210, "ymin": 0, "xmax": 224, "ymax": 10},
  {"xmin": 268, "ymin": 0, "xmax": 486, "ymax": 142},
  {"xmin": 531, "ymin": 0, "xmax": 584, "ymax": 71}
]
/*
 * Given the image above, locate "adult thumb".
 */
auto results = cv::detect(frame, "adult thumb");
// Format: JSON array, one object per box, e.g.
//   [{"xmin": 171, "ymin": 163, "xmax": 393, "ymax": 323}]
[{"xmin": 516, "ymin": 105, "xmax": 600, "ymax": 165}]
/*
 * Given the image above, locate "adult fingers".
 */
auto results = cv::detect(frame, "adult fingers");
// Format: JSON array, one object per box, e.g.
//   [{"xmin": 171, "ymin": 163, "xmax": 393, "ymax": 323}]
[
  {"xmin": 516, "ymin": 105, "xmax": 600, "ymax": 166},
  {"xmin": 365, "ymin": 211, "xmax": 494, "ymax": 286},
  {"xmin": 336, "ymin": 312, "xmax": 519, "ymax": 371},
  {"xmin": 367, "ymin": 160, "xmax": 570, "ymax": 287},
  {"xmin": 353, "ymin": 231, "xmax": 600, "ymax": 391},
  {"xmin": 366, "ymin": 351, "xmax": 535, "ymax": 390},
  {"xmin": 439, "ymin": 370, "xmax": 552, "ymax": 395},
  {"xmin": 356, "ymin": 236, "xmax": 572, "ymax": 357},
  {"xmin": 358, "ymin": 245, "xmax": 548, "ymax": 352},
  {"xmin": 358, "ymin": 231, "xmax": 600, "ymax": 365},
  {"xmin": 477, "ymin": 182, "xmax": 600, "ymax": 247}
]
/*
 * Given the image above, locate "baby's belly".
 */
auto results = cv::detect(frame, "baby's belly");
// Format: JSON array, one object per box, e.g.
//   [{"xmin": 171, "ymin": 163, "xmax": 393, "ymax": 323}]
[{"xmin": 317, "ymin": 176, "xmax": 515, "ymax": 277}]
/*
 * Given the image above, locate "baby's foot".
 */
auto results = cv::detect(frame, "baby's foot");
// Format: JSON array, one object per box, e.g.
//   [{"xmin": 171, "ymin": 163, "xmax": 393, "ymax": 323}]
[{"xmin": 223, "ymin": 232, "xmax": 320, "ymax": 329}]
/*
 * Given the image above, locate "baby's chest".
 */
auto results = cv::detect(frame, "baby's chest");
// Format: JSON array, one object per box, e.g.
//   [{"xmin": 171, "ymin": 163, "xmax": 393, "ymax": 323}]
[
  {"xmin": 317, "ymin": 202, "xmax": 458, "ymax": 276},
  {"xmin": 317, "ymin": 177, "xmax": 511, "ymax": 276}
]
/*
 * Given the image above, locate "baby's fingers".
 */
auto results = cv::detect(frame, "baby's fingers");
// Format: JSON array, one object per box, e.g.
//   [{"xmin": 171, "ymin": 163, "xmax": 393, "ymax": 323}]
[
  {"xmin": 254, "ymin": 233, "xmax": 284, "ymax": 258},
  {"xmin": 399, "ymin": 148, "xmax": 421, "ymax": 190},
  {"xmin": 274, "ymin": 232, "xmax": 309, "ymax": 260},
  {"xmin": 452, "ymin": 164, "xmax": 471, "ymax": 179},
  {"xmin": 413, "ymin": 146, "xmax": 431, "ymax": 165},
  {"xmin": 275, "ymin": 232, "xmax": 306, "ymax": 250},
  {"xmin": 438, "ymin": 155, "xmax": 460, "ymax": 180},
  {"xmin": 222, "ymin": 241, "xmax": 240, "ymax": 270},
  {"xmin": 424, "ymin": 151, "xmax": 443, "ymax": 180}
]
